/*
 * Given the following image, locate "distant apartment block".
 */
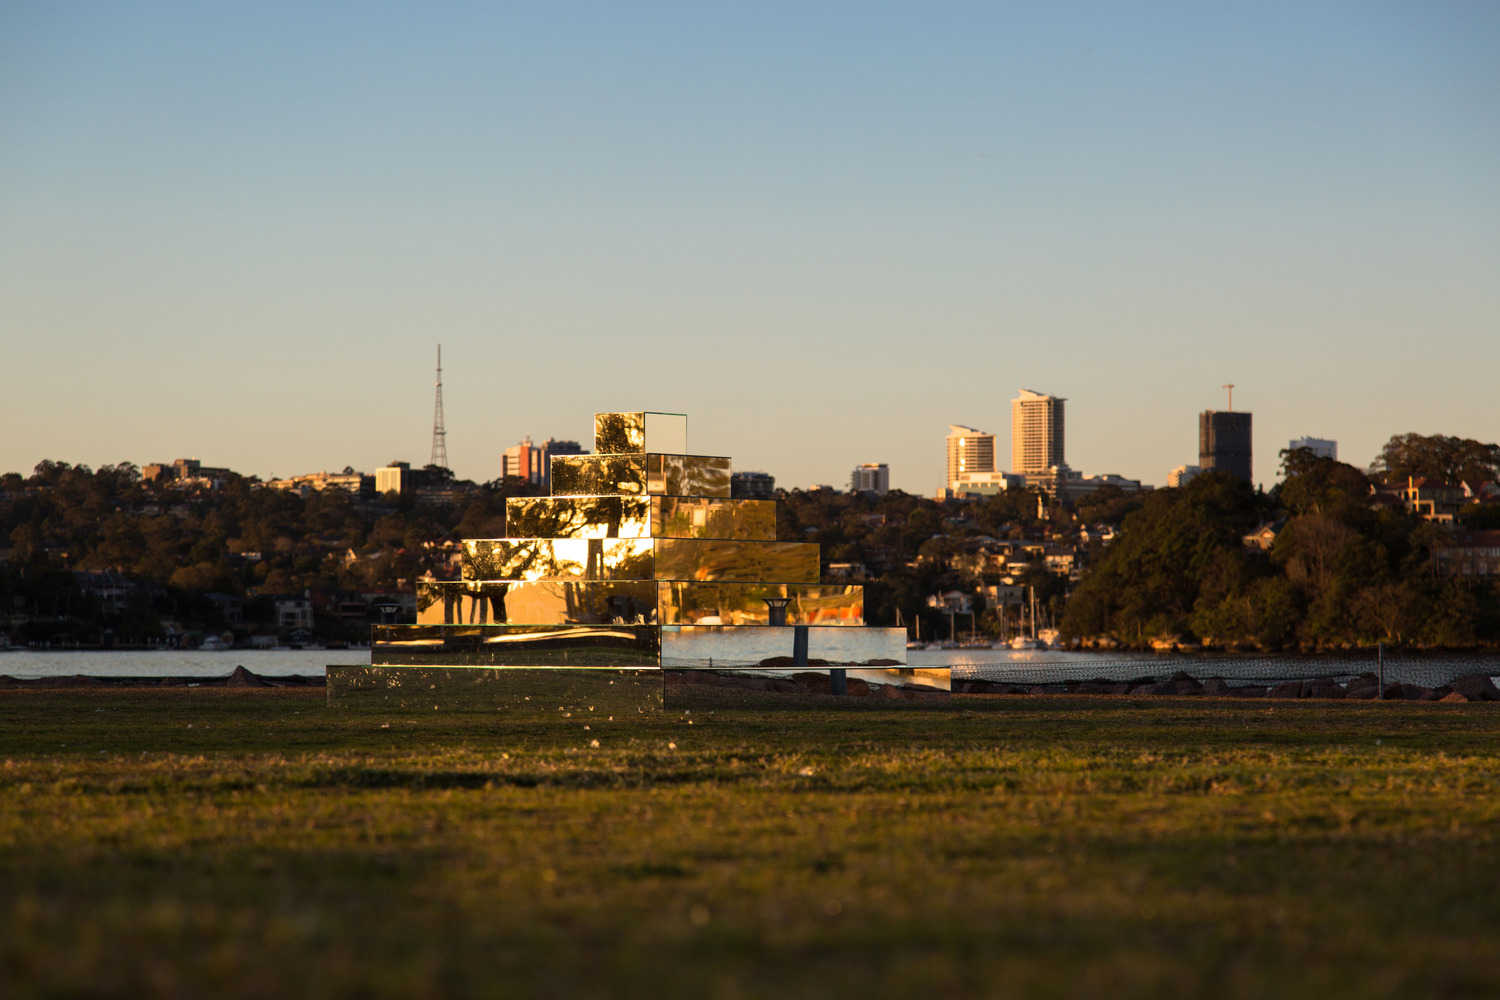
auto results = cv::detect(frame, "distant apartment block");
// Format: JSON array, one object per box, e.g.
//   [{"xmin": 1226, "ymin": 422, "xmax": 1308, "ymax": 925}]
[
  {"xmin": 1434, "ymin": 530, "xmax": 1500, "ymax": 577},
  {"xmin": 1199, "ymin": 410, "xmax": 1253, "ymax": 482},
  {"xmin": 502, "ymin": 437, "xmax": 543, "ymax": 485},
  {"xmin": 376, "ymin": 461, "xmax": 414, "ymax": 496},
  {"xmin": 946, "ymin": 471, "xmax": 1019, "ymax": 499},
  {"xmin": 730, "ymin": 471, "xmax": 776, "ymax": 499},
  {"xmin": 142, "ymin": 458, "xmax": 233, "ymax": 488},
  {"xmin": 273, "ymin": 595, "xmax": 314, "ymax": 631},
  {"xmin": 1289, "ymin": 436, "xmax": 1337, "ymax": 461},
  {"xmin": 1063, "ymin": 469, "xmax": 1147, "ymax": 502},
  {"xmin": 1012, "ymin": 389, "xmax": 1065, "ymax": 474},
  {"xmin": 946, "ymin": 425, "xmax": 995, "ymax": 490},
  {"xmin": 850, "ymin": 463, "xmax": 890, "ymax": 496},
  {"xmin": 1169, "ymin": 465, "xmax": 1203, "ymax": 488},
  {"xmin": 267, "ymin": 470, "xmax": 374, "ymax": 497}
]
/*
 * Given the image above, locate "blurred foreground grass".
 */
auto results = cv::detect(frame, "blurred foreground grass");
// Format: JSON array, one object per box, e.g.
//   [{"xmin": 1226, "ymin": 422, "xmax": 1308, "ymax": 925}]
[{"xmin": 2, "ymin": 688, "xmax": 1498, "ymax": 999}]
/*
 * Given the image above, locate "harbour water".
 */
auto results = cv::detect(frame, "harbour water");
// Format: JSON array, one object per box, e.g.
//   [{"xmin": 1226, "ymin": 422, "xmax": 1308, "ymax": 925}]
[{"xmin": 0, "ymin": 648, "xmax": 368, "ymax": 679}]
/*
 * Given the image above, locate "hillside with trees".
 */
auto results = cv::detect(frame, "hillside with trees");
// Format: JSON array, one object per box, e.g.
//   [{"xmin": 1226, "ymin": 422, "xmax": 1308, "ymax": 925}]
[{"xmin": 1061, "ymin": 438, "xmax": 1500, "ymax": 650}]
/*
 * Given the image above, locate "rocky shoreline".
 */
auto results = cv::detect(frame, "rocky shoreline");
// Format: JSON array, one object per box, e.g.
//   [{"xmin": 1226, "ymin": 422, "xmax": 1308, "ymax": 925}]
[
  {"xmin": 0, "ymin": 666, "xmax": 326, "ymax": 688},
  {"xmin": 955, "ymin": 670, "xmax": 1500, "ymax": 702}
]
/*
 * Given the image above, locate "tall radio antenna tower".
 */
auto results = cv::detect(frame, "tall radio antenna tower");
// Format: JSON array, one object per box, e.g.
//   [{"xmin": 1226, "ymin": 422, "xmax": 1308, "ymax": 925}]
[{"xmin": 430, "ymin": 344, "xmax": 448, "ymax": 469}]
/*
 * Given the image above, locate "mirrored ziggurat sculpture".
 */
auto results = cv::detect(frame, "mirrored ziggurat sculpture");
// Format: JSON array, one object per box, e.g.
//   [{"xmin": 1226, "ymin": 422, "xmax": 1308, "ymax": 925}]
[{"xmin": 328, "ymin": 411, "xmax": 950, "ymax": 713}]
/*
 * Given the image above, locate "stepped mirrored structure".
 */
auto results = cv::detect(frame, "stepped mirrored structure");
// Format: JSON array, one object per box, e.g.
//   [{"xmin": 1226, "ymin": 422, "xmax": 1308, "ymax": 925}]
[{"xmin": 328, "ymin": 411, "xmax": 947, "ymax": 712}]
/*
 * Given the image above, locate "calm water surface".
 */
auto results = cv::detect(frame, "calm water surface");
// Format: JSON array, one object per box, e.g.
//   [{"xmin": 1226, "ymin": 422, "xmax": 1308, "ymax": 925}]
[{"xmin": 0, "ymin": 649, "xmax": 368, "ymax": 678}]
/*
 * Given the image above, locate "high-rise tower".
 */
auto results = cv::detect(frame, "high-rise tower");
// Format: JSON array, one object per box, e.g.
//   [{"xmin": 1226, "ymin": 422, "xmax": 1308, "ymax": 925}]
[
  {"xmin": 946, "ymin": 425, "xmax": 995, "ymax": 489},
  {"xmin": 430, "ymin": 344, "xmax": 448, "ymax": 470},
  {"xmin": 1199, "ymin": 411, "xmax": 1253, "ymax": 482},
  {"xmin": 1011, "ymin": 389, "xmax": 1065, "ymax": 473}
]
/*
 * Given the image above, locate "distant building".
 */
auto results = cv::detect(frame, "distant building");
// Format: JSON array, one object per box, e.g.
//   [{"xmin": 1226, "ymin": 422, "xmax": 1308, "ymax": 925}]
[
  {"xmin": 540, "ymin": 438, "xmax": 586, "ymax": 492},
  {"xmin": 273, "ymin": 595, "xmax": 314, "ymax": 631},
  {"xmin": 142, "ymin": 458, "xmax": 233, "ymax": 488},
  {"xmin": 267, "ymin": 470, "xmax": 374, "ymax": 497},
  {"xmin": 946, "ymin": 471, "xmax": 1019, "ymax": 498},
  {"xmin": 1434, "ymin": 530, "xmax": 1500, "ymax": 578},
  {"xmin": 731, "ymin": 471, "xmax": 776, "ymax": 499},
  {"xmin": 1063, "ymin": 469, "xmax": 1148, "ymax": 503},
  {"xmin": 1199, "ymin": 410, "xmax": 1253, "ymax": 482},
  {"xmin": 375, "ymin": 461, "xmax": 414, "ymax": 496},
  {"xmin": 1169, "ymin": 465, "xmax": 1203, "ymax": 488},
  {"xmin": 850, "ymin": 463, "xmax": 890, "ymax": 496},
  {"xmin": 946, "ymin": 425, "xmax": 995, "ymax": 491},
  {"xmin": 1012, "ymin": 389, "xmax": 1065, "ymax": 473},
  {"xmin": 1396, "ymin": 477, "xmax": 1466, "ymax": 522},
  {"xmin": 1289, "ymin": 437, "xmax": 1337, "ymax": 461},
  {"xmin": 501, "ymin": 437, "xmax": 542, "ymax": 486}
]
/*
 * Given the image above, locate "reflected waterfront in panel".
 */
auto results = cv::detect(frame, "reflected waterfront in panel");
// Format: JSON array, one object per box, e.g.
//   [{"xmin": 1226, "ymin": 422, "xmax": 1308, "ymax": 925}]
[{"xmin": 373, "ymin": 623, "xmax": 660, "ymax": 666}]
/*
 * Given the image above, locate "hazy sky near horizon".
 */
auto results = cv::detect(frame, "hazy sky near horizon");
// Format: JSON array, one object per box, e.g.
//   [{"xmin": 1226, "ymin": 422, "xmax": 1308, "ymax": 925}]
[{"xmin": 2, "ymin": 2, "xmax": 1496, "ymax": 493}]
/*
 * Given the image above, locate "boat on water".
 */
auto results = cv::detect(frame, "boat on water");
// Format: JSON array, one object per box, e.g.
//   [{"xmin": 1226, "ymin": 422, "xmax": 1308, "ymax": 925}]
[
  {"xmin": 198, "ymin": 635, "xmax": 232, "ymax": 651},
  {"xmin": 1009, "ymin": 636, "xmax": 1045, "ymax": 650}
]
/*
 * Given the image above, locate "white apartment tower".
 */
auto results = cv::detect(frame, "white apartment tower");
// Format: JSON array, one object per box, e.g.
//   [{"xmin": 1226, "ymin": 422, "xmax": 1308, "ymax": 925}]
[
  {"xmin": 850, "ymin": 463, "xmax": 890, "ymax": 495},
  {"xmin": 946, "ymin": 425, "xmax": 996, "ymax": 489},
  {"xmin": 1012, "ymin": 389, "xmax": 1065, "ymax": 473}
]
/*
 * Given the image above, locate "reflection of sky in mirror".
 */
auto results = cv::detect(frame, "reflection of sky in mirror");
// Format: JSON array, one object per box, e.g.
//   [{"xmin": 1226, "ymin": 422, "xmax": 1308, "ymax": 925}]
[{"xmin": 2, "ymin": 4, "xmax": 1496, "ymax": 490}]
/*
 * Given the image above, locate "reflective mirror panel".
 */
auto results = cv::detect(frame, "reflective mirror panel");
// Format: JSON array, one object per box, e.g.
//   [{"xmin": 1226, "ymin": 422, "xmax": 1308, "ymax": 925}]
[
  {"xmin": 328, "ymin": 665, "xmax": 663, "ymax": 714},
  {"xmin": 551, "ymin": 455, "xmax": 647, "ymax": 496},
  {"xmin": 652, "ymin": 539, "xmax": 819, "ymax": 583},
  {"xmin": 464, "ymin": 539, "xmax": 654, "ymax": 581},
  {"xmin": 593, "ymin": 412, "xmax": 689, "ymax": 455},
  {"xmin": 506, "ymin": 496, "xmax": 653, "ymax": 539},
  {"xmin": 658, "ymin": 583, "xmax": 863, "ymax": 626},
  {"xmin": 419, "ymin": 580, "xmax": 658, "ymax": 625},
  {"xmin": 594, "ymin": 412, "xmax": 645, "ymax": 454},
  {"xmin": 646, "ymin": 454, "xmax": 731, "ymax": 497},
  {"xmin": 654, "ymin": 497, "xmax": 776, "ymax": 540},
  {"xmin": 373, "ymin": 623, "xmax": 660, "ymax": 666},
  {"xmin": 660, "ymin": 625, "xmax": 906, "ymax": 667},
  {"xmin": 502, "ymin": 496, "xmax": 775, "ymax": 540},
  {"xmin": 663, "ymin": 667, "xmax": 949, "ymax": 709},
  {"xmin": 643, "ymin": 412, "xmax": 688, "ymax": 454}
]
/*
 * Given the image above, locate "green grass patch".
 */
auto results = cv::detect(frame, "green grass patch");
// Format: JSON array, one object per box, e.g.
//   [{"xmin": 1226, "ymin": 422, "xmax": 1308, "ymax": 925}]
[{"xmin": 2, "ymin": 689, "xmax": 1498, "ymax": 998}]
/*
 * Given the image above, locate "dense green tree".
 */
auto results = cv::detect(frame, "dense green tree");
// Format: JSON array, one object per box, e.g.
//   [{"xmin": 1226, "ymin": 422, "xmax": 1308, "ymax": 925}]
[{"xmin": 1371, "ymin": 433, "xmax": 1500, "ymax": 486}]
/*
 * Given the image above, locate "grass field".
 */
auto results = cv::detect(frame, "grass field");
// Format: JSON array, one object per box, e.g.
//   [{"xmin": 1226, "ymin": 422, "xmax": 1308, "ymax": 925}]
[{"xmin": 2, "ymin": 689, "xmax": 1498, "ymax": 999}]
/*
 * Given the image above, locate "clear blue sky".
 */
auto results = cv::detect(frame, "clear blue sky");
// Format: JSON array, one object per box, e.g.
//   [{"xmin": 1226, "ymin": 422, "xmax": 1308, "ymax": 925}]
[{"xmin": 2, "ymin": 2, "xmax": 1496, "ymax": 492}]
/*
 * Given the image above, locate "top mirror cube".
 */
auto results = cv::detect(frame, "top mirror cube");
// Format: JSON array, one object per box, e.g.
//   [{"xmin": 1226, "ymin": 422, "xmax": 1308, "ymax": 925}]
[{"xmin": 595, "ymin": 412, "xmax": 687, "ymax": 456}]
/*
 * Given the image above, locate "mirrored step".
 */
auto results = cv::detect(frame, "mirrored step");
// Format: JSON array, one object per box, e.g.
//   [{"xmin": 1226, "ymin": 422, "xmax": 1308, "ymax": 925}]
[
  {"xmin": 661, "ymin": 625, "xmax": 907, "ymax": 668},
  {"xmin": 417, "ymin": 580, "xmax": 863, "ymax": 627},
  {"xmin": 504, "ymin": 495, "xmax": 776, "ymax": 540},
  {"xmin": 550, "ymin": 454, "xmax": 731, "ymax": 497},
  {"xmin": 462, "ymin": 538, "xmax": 819, "ymax": 583},
  {"xmin": 593, "ymin": 411, "xmax": 687, "ymax": 455}
]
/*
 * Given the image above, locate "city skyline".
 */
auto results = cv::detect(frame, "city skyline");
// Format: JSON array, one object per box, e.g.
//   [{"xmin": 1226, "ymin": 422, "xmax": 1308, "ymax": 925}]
[{"xmin": 1, "ymin": 3, "xmax": 1496, "ymax": 491}]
